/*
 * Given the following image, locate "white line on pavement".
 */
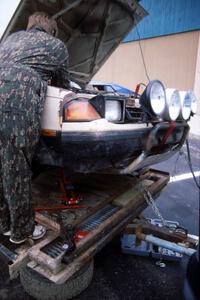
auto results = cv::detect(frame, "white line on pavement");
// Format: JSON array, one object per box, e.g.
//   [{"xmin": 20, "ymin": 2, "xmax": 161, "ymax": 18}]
[{"xmin": 170, "ymin": 171, "xmax": 200, "ymax": 183}]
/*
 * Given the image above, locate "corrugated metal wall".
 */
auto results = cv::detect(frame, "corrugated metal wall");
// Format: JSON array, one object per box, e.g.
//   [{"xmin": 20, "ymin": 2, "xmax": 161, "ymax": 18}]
[
  {"xmin": 94, "ymin": 0, "xmax": 200, "ymax": 136},
  {"xmin": 124, "ymin": 0, "xmax": 200, "ymax": 42}
]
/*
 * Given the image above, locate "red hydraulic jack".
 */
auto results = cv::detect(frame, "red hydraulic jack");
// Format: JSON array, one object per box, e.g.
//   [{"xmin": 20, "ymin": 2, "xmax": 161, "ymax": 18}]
[
  {"xmin": 58, "ymin": 169, "xmax": 83, "ymax": 205},
  {"xmin": 34, "ymin": 168, "xmax": 86, "ymax": 212}
]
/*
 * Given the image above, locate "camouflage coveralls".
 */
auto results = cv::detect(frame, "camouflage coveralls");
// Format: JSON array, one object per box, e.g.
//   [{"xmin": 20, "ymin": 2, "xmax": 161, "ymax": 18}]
[{"xmin": 0, "ymin": 26, "xmax": 69, "ymax": 240}]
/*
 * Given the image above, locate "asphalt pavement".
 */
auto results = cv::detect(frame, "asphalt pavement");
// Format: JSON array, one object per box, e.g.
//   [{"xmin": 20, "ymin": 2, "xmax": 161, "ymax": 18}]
[
  {"xmin": 144, "ymin": 136, "xmax": 199, "ymax": 235},
  {"xmin": 0, "ymin": 136, "xmax": 199, "ymax": 300}
]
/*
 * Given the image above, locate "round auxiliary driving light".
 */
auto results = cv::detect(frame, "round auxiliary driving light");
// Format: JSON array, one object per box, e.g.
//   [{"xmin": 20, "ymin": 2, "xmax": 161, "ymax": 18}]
[
  {"xmin": 179, "ymin": 91, "xmax": 192, "ymax": 120},
  {"xmin": 188, "ymin": 90, "xmax": 197, "ymax": 114},
  {"xmin": 140, "ymin": 80, "xmax": 166, "ymax": 117},
  {"xmin": 164, "ymin": 88, "xmax": 181, "ymax": 121}
]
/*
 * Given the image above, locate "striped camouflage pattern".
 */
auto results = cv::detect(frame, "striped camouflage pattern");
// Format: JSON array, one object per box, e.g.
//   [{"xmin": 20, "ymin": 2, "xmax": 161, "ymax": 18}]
[{"xmin": 0, "ymin": 27, "xmax": 69, "ymax": 241}]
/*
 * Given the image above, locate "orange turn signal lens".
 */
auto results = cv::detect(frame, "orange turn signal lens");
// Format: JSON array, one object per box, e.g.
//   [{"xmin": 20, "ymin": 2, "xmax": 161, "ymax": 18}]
[
  {"xmin": 64, "ymin": 100, "xmax": 101, "ymax": 121},
  {"xmin": 41, "ymin": 129, "xmax": 57, "ymax": 137}
]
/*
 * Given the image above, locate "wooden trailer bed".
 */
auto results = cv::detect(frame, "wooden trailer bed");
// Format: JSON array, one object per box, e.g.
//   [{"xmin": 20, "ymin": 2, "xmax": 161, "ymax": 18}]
[{"xmin": 1, "ymin": 168, "xmax": 169, "ymax": 283}]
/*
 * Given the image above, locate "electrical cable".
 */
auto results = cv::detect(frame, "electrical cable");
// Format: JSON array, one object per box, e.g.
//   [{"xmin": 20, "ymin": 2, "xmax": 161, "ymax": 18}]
[
  {"xmin": 139, "ymin": 83, "xmax": 147, "ymax": 88},
  {"xmin": 136, "ymin": 26, "xmax": 150, "ymax": 83},
  {"xmin": 185, "ymin": 139, "xmax": 200, "ymax": 190}
]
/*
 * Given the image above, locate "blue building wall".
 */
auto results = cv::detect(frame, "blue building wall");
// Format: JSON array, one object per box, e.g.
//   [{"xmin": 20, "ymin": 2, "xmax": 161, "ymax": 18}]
[{"xmin": 124, "ymin": 0, "xmax": 200, "ymax": 42}]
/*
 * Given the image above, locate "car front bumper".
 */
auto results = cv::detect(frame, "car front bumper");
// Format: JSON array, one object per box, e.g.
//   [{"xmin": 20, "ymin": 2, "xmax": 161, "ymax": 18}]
[{"xmin": 39, "ymin": 120, "xmax": 189, "ymax": 174}]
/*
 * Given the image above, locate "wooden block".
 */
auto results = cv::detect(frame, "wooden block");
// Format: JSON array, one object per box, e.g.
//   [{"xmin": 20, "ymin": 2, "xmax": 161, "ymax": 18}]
[
  {"xmin": 28, "ymin": 231, "xmax": 66, "ymax": 274},
  {"xmin": 35, "ymin": 212, "xmax": 61, "ymax": 232},
  {"xmin": 112, "ymin": 184, "xmax": 141, "ymax": 207},
  {"xmin": 9, "ymin": 244, "xmax": 31, "ymax": 280}
]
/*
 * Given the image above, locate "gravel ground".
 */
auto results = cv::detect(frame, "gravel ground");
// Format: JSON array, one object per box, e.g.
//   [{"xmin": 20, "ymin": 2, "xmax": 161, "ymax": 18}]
[{"xmin": 0, "ymin": 137, "xmax": 199, "ymax": 300}]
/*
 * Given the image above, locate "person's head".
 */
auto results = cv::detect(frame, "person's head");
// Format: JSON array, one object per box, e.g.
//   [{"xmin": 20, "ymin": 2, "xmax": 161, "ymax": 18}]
[{"xmin": 27, "ymin": 12, "xmax": 58, "ymax": 37}]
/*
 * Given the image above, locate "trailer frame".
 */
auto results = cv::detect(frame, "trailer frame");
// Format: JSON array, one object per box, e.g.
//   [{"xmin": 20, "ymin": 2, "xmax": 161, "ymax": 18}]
[{"xmin": 1, "ymin": 168, "xmax": 170, "ymax": 283}]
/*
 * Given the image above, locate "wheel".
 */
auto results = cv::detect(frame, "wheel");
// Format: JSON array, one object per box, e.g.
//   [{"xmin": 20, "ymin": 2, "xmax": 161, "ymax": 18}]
[{"xmin": 20, "ymin": 259, "xmax": 94, "ymax": 300}]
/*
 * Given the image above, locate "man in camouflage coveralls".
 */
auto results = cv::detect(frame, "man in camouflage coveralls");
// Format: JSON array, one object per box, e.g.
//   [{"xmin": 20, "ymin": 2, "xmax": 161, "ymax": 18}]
[{"xmin": 0, "ymin": 12, "xmax": 69, "ymax": 243}]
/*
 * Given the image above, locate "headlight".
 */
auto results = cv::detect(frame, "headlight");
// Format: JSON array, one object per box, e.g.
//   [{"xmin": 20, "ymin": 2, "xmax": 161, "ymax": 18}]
[
  {"xmin": 105, "ymin": 100, "xmax": 121, "ymax": 122},
  {"xmin": 188, "ymin": 90, "xmax": 197, "ymax": 114},
  {"xmin": 140, "ymin": 80, "xmax": 166, "ymax": 117},
  {"xmin": 164, "ymin": 88, "xmax": 181, "ymax": 121},
  {"xmin": 63, "ymin": 98, "xmax": 101, "ymax": 122},
  {"xmin": 179, "ymin": 91, "xmax": 192, "ymax": 120},
  {"xmin": 90, "ymin": 94, "xmax": 126, "ymax": 123}
]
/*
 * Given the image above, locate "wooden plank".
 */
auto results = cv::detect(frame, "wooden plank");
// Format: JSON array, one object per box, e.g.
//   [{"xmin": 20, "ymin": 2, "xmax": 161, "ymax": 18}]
[
  {"xmin": 29, "ymin": 202, "xmax": 148, "ymax": 284},
  {"xmin": 64, "ymin": 176, "xmax": 160, "ymax": 262},
  {"xmin": 9, "ymin": 230, "xmax": 60, "ymax": 279},
  {"xmin": 70, "ymin": 183, "xmax": 148, "ymax": 258},
  {"xmin": 113, "ymin": 182, "xmax": 142, "ymax": 206},
  {"xmin": 8, "ymin": 212, "xmax": 62, "ymax": 279},
  {"xmin": 28, "ymin": 232, "xmax": 62, "ymax": 274},
  {"xmin": 124, "ymin": 222, "xmax": 188, "ymax": 244},
  {"xmin": 2, "ymin": 169, "xmax": 169, "ymax": 282},
  {"xmin": 29, "ymin": 169, "xmax": 169, "ymax": 273},
  {"xmin": 71, "ymin": 181, "xmax": 133, "ymax": 227},
  {"xmin": 35, "ymin": 213, "xmax": 61, "ymax": 232},
  {"xmin": 9, "ymin": 245, "xmax": 30, "ymax": 280},
  {"xmin": 29, "ymin": 182, "xmax": 144, "ymax": 272}
]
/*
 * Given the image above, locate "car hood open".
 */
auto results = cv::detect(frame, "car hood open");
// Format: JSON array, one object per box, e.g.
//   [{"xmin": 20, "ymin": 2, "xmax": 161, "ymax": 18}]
[{"xmin": 1, "ymin": 0, "xmax": 147, "ymax": 87}]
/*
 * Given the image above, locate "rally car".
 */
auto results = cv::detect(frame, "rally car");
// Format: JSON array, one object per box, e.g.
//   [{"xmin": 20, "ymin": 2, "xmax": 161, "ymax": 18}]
[{"xmin": 1, "ymin": 0, "xmax": 197, "ymax": 175}]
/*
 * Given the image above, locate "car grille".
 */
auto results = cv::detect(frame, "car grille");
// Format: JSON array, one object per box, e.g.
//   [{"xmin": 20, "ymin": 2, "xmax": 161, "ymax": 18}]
[{"xmin": 126, "ymin": 107, "xmax": 143, "ymax": 122}]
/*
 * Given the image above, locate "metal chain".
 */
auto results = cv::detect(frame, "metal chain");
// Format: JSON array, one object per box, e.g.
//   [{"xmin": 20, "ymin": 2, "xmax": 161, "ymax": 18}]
[
  {"xmin": 171, "ymin": 150, "xmax": 182, "ymax": 177},
  {"xmin": 138, "ymin": 181, "xmax": 168, "ymax": 227}
]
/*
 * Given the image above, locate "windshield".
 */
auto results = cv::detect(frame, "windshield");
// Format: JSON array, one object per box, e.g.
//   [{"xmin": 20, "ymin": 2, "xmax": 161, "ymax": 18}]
[{"xmin": 112, "ymin": 84, "xmax": 134, "ymax": 95}]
